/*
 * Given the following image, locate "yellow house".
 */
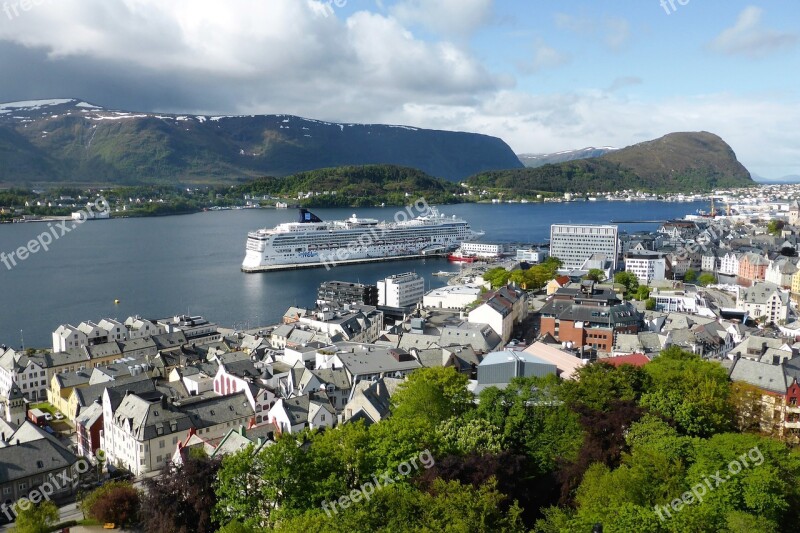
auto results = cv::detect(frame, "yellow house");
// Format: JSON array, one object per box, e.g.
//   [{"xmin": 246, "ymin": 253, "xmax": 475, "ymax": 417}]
[
  {"xmin": 48, "ymin": 371, "xmax": 91, "ymax": 417},
  {"xmin": 546, "ymin": 276, "xmax": 572, "ymax": 296},
  {"xmin": 792, "ymin": 269, "xmax": 800, "ymax": 305}
]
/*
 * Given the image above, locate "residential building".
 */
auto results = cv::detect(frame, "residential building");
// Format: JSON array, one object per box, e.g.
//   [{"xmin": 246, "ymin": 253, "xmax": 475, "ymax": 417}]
[
  {"xmin": 766, "ymin": 257, "xmax": 798, "ymax": 289},
  {"xmin": 377, "ymin": 273, "xmax": 425, "ymax": 308},
  {"xmin": 316, "ymin": 343, "xmax": 421, "ymax": 390},
  {"xmin": 298, "ymin": 305, "xmax": 383, "ymax": 344},
  {"xmin": 737, "ymin": 282, "xmax": 790, "ymax": 324},
  {"xmin": 738, "ymin": 252, "xmax": 770, "ymax": 286},
  {"xmin": 546, "ymin": 276, "xmax": 571, "ymax": 296},
  {"xmin": 317, "ymin": 281, "xmax": 378, "ymax": 307},
  {"xmin": 468, "ymin": 285, "xmax": 527, "ymax": 344},
  {"xmin": 423, "ymin": 285, "xmax": 482, "ymax": 310},
  {"xmin": 792, "ymin": 268, "xmax": 800, "ymax": 305},
  {"xmin": 625, "ymin": 253, "xmax": 669, "ymax": 285},
  {"xmin": 102, "ymin": 391, "xmax": 254, "ymax": 475},
  {"xmin": 75, "ymin": 401, "xmax": 104, "ymax": 460},
  {"xmin": 0, "ymin": 349, "xmax": 48, "ymax": 401},
  {"xmin": 267, "ymin": 391, "xmax": 335, "ymax": 434},
  {"xmin": 341, "ymin": 377, "xmax": 403, "ymax": 425},
  {"xmin": 539, "ymin": 281, "xmax": 641, "ymax": 354},
  {"xmin": 549, "ymin": 224, "xmax": 619, "ymax": 270},
  {"xmin": 719, "ymin": 252, "xmax": 741, "ymax": 276},
  {"xmin": 0, "ymin": 421, "xmax": 80, "ymax": 514}
]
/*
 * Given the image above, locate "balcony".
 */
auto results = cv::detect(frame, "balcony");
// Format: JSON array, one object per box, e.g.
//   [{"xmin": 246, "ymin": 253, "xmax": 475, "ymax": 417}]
[{"xmin": 784, "ymin": 421, "xmax": 800, "ymax": 429}]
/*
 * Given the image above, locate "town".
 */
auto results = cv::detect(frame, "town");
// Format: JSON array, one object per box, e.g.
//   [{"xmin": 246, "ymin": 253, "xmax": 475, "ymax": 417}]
[{"xmin": 4, "ymin": 186, "xmax": 800, "ymax": 528}]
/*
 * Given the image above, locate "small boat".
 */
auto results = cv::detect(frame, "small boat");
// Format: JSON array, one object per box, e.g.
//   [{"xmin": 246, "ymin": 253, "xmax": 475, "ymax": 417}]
[
  {"xmin": 432, "ymin": 271, "xmax": 456, "ymax": 277},
  {"xmin": 447, "ymin": 250, "xmax": 477, "ymax": 263}
]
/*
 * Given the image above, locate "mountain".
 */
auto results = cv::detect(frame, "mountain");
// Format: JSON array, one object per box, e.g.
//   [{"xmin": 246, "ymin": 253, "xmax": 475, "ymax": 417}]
[
  {"xmin": 0, "ymin": 99, "xmax": 522, "ymax": 185},
  {"xmin": 517, "ymin": 146, "xmax": 617, "ymax": 168},
  {"xmin": 468, "ymin": 132, "xmax": 754, "ymax": 194}
]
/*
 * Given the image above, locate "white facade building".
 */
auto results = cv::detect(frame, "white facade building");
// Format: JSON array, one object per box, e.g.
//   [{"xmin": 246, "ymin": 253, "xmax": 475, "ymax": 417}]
[
  {"xmin": 460, "ymin": 242, "xmax": 503, "ymax": 258},
  {"xmin": 737, "ymin": 282, "xmax": 790, "ymax": 324},
  {"xmin": 377, "ymin": 273, "xmax": 425, "ymax": 308},
  {"xmin": 625, "ymin": 254, "xmax": 667, "ymax": 285},
  {"xmin": 423, "ymin": 285, "xmax": 482, "ymax": 310},
  {"xmin": 719, "ymin": 253, "xmax": 741, "ymax": 276},
  {"xmin": 516, "ymin": 248, "xmax": 550, "ymax": 263},
  {"xmin": 550, "ymin": 224, "xmax": 618, "ymax": 270}
]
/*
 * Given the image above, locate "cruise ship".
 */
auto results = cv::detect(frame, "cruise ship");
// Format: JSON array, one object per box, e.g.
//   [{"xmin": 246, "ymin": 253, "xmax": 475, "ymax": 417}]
[{"xmin": 242, "ymin": 208, "xmax": 482, "ymax": 272}]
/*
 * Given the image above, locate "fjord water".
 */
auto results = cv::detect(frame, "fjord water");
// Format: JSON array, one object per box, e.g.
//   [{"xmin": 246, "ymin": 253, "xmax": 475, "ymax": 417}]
[{"xmin": 0, "ymin": 201, "xmax": 704, "ymax": 348}]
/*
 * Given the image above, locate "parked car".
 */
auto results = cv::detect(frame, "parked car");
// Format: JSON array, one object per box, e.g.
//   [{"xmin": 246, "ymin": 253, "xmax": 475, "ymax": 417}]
[
  {"xmin": 44, "ymin": 413, "xmax": 53, "ymax": 421},
  {"xmin": 55, "ymin": 413, "xmax": 64, "ymax": 420}
]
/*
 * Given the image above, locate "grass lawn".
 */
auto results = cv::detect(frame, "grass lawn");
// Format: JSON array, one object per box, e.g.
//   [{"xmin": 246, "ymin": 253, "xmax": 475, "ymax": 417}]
[{"xmin": 30, "ymin": 402, "xmax": 57, "ymax": 415}]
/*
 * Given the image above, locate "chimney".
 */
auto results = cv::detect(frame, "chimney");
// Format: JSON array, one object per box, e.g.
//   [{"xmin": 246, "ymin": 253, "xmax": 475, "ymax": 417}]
[{"xmin": 161, "ymin": 396, "xmax": 168, "ymax": 408}]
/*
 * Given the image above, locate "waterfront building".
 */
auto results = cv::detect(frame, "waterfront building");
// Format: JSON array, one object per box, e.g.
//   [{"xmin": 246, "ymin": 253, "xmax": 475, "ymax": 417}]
[
  {"xmin": 460, "ymin": 242, "xmax": 503, "ymax": 258},
  {"xmin": 549, "ymin": 224, "xmax": 619, "ymax": 270},
  {"xmin": 516, "ymin": 248, "xmax": 549, "ymax": 263},
  {"xmin": 377, "ymin": 273, "xmax": 424, "ymax": 308},
  {"xmin": 317, "ymin": 281, "xmax": 378, "ymax": 307}
]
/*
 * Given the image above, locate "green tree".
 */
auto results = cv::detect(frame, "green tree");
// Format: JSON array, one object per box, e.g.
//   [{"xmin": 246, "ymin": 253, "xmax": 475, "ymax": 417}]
[
  {"xmin": 640, "ymin": 346, "xmax": 733, "ymax": 437},
  {"xmin": 585, "ymin": 268, "xmax": 606, "ymax": 282},
  {"xmin": 634, "ymin": 285, "xmax": 651, "ymax": 301},
  {"xmin": 645, "ymin": 297, "xmax": 657, "ymax": 310},
  {"xmin": 392, "ymin": 367, "xmax": 473, "ymax": 422},
  {"xmin": 614, "ymin": 271, "xmax": 639, "ymax": 298},
  {"xmin": 684, "ymin": 269, "xmax": 697, "ymax": 282},
  {"xmin": 697, "ymin": 272, "xmax": 717, "ymax": 286},
  {"xmin": 483, "ymin": 267, "xmax": 511, "ymax": 289},
  {"xmin": 11, "ymin": 501, "xmax": 58, "ymax": 533},
  {"xmin": 767, "ymin": 219, "xmax": 785, "ymax": 236}
]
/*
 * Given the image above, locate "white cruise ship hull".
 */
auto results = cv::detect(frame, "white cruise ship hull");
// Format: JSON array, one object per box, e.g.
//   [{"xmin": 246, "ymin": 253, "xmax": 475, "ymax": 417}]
[{"xmin": 241, "ymin": 208, "xmax": 480, "ymax": 273}]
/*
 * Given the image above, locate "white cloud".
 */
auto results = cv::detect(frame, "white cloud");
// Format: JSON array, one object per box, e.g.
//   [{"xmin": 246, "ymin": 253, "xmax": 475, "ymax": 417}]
[
  {"xmin": 710, "ymin": 6, "xmax": 798, "ymax": 58},
  {"xmin": 390, "ymin": 0, "xmax": 494, "ymax": 38},
  {"xmin": 518, "ymin": 38, "xmax": 570, "ymax": 73},
  {"xmin": 396, "ymin": 91, "xmax": 800, "ymax": 179}
]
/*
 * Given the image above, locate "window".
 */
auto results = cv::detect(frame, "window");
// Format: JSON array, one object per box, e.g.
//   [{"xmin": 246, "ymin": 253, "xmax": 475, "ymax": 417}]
[
  {"xmin": 791, "ymin": 397, "xmax": 798, "ymax": 406},
  {"xmin": 159, "ymin": 440, "xmax": 165, "ymax": 449}
]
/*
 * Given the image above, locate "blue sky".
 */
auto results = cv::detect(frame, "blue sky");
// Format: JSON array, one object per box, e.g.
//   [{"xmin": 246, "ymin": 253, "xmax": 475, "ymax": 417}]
[{"xmin": 0, "ymin": 0, "xmax": 797, "ymax": 178}]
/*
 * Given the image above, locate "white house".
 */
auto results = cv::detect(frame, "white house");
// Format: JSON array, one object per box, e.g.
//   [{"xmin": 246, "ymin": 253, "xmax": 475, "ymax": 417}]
[
  {"xmin": 52, "ymin": 325, "xmax": 88, "ymax": 353},
  {"xmin": 766, "ymin": 258, "xmax": 798, "ymax": 289},
  {"xmin": 102, "ymin": 391, "xmax": 253, "ymax": 476},
  {"xmin": 212, "ymin": 353, "xmax": 278, "ymax": 423},
  {"xmin": 468, "ymin": 286, "xmax": 527, "ymax": 344},
  {"xmin": 737, "ymin": 282, "xmax": 790, "ymax": 324},
  {"xmin": 719, "ymin": 252, "xmax": 741, "ymax": 276},
  {"xmin": 267, "ymin": 392, "xmax": 336, "ymax": 434},
  {"xmin": 0, "ymin": 349, "xmax": 48, "ymax": 401}
]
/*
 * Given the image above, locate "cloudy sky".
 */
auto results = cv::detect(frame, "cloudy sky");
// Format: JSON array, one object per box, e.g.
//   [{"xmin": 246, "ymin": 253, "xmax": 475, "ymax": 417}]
[{"xmin": 0, "ymin": 0, "xmax": 798, "ymax": 179}]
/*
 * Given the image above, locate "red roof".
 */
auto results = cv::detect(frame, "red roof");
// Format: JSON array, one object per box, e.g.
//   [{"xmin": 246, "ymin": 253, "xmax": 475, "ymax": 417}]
[
  {"xmin": 554, "ymin": 276, "xmax": 570, "ymax": 286},
  {"xmin": 602, "ymin": 353, "xmax": 651, "ymax": 367}
]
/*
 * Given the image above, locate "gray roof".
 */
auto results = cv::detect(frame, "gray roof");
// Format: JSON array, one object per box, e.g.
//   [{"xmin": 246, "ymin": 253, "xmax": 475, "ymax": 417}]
[
  {"xmin": 179, "ymin": 391, "xmax": 254, "ymax": 429},
  {"xmin": 729, "ymin": 357, "xmax": 790, "ymax": 394},
  {"xmin": 0, "ymin": 427, "xmax": 77, "ymax": 484},
  {"xmin": 55, "ymin": 371, "xmax": 92, "ymax": 389}
]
